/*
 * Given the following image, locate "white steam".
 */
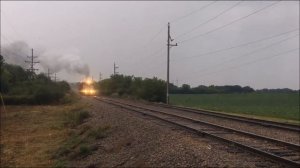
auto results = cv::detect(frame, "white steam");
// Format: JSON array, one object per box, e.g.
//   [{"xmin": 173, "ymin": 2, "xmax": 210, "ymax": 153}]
[
  {"xmin": 1, "ymin": 41, "xmax": 29, "ymax": 68},
  {"xmin": 1, "ymin": 41, "xmax": 90, "ymax": 76},
  {"xmin": 39, "ymin": 52, "xmax": 90, "ymax": 76}
]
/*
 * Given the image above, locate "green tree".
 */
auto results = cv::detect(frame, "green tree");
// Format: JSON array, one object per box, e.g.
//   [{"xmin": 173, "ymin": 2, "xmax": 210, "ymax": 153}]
[{"xmin": 181, "ymin": 84, "xmax": 191, "ymax": 94}]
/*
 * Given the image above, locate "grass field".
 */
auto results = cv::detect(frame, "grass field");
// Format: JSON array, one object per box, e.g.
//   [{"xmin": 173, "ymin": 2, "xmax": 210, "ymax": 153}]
[
  {"xmin": 170, "ymin": 93, "xmax": 299, "ymax": 122},
  {"xmin": 0, "ymin": 100, "xmax": 90, "ymax": 167}
]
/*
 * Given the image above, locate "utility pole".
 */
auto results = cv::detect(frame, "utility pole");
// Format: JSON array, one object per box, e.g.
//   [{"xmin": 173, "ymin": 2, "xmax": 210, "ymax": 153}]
[
  {"xmin": 25, "ymin": 48, "xmax": 39, "ymax": 79},
  {"xmin": 113, "ymin": 62, "xmax": 119, "ymax": 75},
  {"xmin": 99, "ymin": 72, "xmax": 102, "ymax": 81},
  {"xmin": 166, "ymin": 22, "xmax": 178, "ymax": 104},
  {"xmin": 54, "ymin": 73, "xmax": 57, "ymax": 82},
  {"xmin": 47, "ymin": 68, "xmax": 51, "ymax": 79},
  {"xmin": 47, "ymin": 68, "xmax": 54, "ymax": 81}
]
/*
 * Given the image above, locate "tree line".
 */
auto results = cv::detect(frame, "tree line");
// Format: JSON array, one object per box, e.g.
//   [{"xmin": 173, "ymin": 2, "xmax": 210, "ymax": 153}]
[
  {"xmin": 0, "ymin": 55, "xmax": 70, "ymax": 105},
  {"xmin": 97, "ymin": 74, "xmax": 255, "ymax": 103},
  {"xmin": 3, "ymin": 52, "xmax": 296, "ymax": 105},
  {"xmin": 256, "ymin": 88, "xmax": 299, "ymax": 93},
  {"xmin": 98, "ymin": 74, "xmax": 299, "ymax": 103},
  {"xmin": 98, "ymin": 74, "xmax": 166, "ymax": 102},
  {"xmin": 170, "ymin": 84, "xmax": 298, "ymax": 94},
  {"xmin": 169, "ymin": 84, "xmax": 255, "ymax": 94}
]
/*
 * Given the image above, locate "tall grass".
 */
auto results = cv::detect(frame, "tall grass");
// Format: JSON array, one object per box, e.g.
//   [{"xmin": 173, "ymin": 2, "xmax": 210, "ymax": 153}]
[
  {"xmin": 63, "ymin": 110, "xmax": 90, "ymax": 128},
  {"xmin": 170, "ymin": 93, "xmax": 299, "ymax": 121}
]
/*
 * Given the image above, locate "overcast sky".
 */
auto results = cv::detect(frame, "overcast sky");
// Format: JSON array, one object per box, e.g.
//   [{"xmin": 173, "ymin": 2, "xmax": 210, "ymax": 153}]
[{"xmin": 1, "ymin": 1, "xmax": 299, "ymax": 89}]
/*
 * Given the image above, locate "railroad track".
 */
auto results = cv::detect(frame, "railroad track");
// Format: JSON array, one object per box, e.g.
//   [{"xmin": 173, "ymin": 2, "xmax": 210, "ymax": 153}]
[
  {"xmin": 95, "ymin": 97, "xmax": 300, "ymax": 167},
  {"xmin": 149, "ymin": 102, "xmax": 300, "ymax": 132}
]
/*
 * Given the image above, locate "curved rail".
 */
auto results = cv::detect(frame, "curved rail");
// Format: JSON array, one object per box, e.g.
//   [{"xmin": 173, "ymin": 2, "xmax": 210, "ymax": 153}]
[{"xmin": 95, "ymin": 97, "xmax": 300, "ymax": 167}]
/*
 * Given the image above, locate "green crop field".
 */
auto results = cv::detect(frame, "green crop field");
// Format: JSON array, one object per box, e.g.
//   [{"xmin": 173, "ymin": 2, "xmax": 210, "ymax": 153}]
[{"xmin": 170, "ymin": 93, "xmax": 300, "ymax": 122}]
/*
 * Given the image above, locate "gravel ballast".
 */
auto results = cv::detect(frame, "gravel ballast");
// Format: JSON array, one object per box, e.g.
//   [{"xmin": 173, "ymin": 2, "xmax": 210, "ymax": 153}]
[
  {"xmin": 112, "ymin": 97, "xmax": 300, "ymax": 145},
  {"xmin": 71, "ymin": 97, "xmax": 283, "ymax": 167}
]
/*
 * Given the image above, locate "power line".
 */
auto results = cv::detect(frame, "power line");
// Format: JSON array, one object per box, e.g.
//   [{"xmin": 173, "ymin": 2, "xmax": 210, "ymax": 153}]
[
  {"xmin": 175, "ymin": 1, "xmax": 242, "ymax": 40},
  {"xmin": 0, "ymin": 34, "xmax": 14, "ymax": 45},
  {"xmin": 179, "ymin": 34, "xmax": 298, "ymax": 79},
  {"xmin": 179, "ymin": 1, "xmax": 281, "ymax": 44},
  {"xmin": 139, "ymin": 50, "xmax": 166, "ymax": 74},
  {"xmin": 121, "ymin": 1, "xmax": 214, "ymax": 75},
  {"xmin": 171, "ymin": 28, "xmax": 299, "ymax": 62},
  {"xmin": 120, "ymin": 25, "xmax": 166, "ymax": 72},
  {"xmin": 146, "ymin": 46, "xmax": 165, "ymax": 60},
  {"xmin": 125, "ymin": 25, "xmax": 165, "ymax": 59},
  {"xmin": 145, "ymin": 26, "xmax": 166, "ymax": 46},
  {"xmin": 134, "ymin": 28, "xmax": 299, "ymax": 80},
  {"xmin": 123, "ymin": 45, "xmax": 165, "ymax": 72},
  {"xmin": 150, "ymin": 29, "xmax": 298, "ymax": 79},
  {"xmin": 193, "ymin": 48, "xmax": 299, "ymax": 80},
  {"xmin": 170, "ymin": 1, "xmax": 217, "ymax": 23}
]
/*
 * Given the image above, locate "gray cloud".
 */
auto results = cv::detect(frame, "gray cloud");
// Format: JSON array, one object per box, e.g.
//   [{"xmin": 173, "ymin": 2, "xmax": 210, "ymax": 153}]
[{"xmin": 1, "ymin": 1, "xmax": 298, "ymax": 89}]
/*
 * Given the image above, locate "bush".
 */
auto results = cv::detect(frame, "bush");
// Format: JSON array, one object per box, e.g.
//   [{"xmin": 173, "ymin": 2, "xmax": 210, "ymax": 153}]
[
  {"xmin": 3, "ymin": 95, "xmax": 36, "ymax": 105},
  {"xmin": 88, "ymin": 126, "xmax": 110, "ymax": 140},
  {"xmin": 98, "ymin": 74, "xmax": 166, "ymax": 103},
  {"xmin": 0, "ymin": 58, "xmax": 71, "ymax": 105},
  {"xmin": 76, "ymin": 111, "xmax": 90, "ymax": 124},
  {"xmin": 53, "ymin": 160, "xmax": 67, "ymax": 168},
  {"xmin": 53, "ymin": 134, "xmax": 83, "ymax": 159},
  {"xmin": 64, "ymin": 110, "xmax": 90, "ymax": 128},
  {"xmin": 78, "ymin": 145, "xmax": 92, "ymax": 158},
  {"xmin": 34, "ymin": 86, "xmax": 64, "ymax": 104},
  {"xmin": 59, "ymin": 92, "xmax": 79, "ymax": 104}
]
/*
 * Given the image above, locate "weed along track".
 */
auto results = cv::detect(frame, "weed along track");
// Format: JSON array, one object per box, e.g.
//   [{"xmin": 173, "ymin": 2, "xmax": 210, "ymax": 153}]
[
  {"xmin": 111, "ymin": 97, "xmax": 300, "ymax": 145},
  {"xmin": 95, "ymin": 97, "xmax": 300, "ymax": 167}
]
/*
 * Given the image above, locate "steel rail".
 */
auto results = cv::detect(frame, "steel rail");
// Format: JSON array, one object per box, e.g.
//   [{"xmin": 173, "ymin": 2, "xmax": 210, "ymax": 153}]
[
  {"xmin": 145, "ymin": 101, "xmax": 300, "ymax": 132},
  {"xmin": 95, "ymin": 97, "xmax": 300, "ymax": 167}
]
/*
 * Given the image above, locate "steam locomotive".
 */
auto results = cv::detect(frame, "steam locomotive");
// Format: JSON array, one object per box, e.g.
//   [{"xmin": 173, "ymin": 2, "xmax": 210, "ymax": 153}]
[{"xmin": 78, "ymin": 77, "xmax": 97, "ymax": 96}]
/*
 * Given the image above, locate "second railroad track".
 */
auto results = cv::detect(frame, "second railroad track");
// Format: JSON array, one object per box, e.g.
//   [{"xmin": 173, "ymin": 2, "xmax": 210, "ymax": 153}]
[{"xmin": 95, "ymin": 97, "xmax": 300, "ymax": 167}]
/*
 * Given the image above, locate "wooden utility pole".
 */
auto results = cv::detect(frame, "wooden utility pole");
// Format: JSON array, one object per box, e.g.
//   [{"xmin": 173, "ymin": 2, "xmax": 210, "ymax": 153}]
[
  {"xmin": 166, "ymin": 22, "xmax": 177, "ymax": 104},
  {"xmin": 99, "ymin": 72, "xmax": 102, "ymax": 81},
  {"xmin": 114, "ymin": 62, "xmax": 118, "ymax": 75},
  {"xmin": 47, "ymin": 68, "xmax": 51, "ymax": 79}
]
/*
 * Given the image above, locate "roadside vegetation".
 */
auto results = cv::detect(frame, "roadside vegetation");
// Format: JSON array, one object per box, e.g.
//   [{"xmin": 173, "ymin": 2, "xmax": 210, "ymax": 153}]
[
  {"xmin": 0, "ymin": 55, "xmax": 70, "ymax": 105},
  {"xmin": 53, "ymin": 109, "xmax": 110, "ymax": 167},
  {"xmin": 0, "ymin": 102, "xmax": 85, "ymax": 167},
  {"xmin": 98, "ymin": 74, "xmax": 166, "ymax": 102},
  {"xmin": 170, "ymin": 93, "xmax": 300, "ymax": 122},
  {"xmin": 0, "ymin": 100, "xmax": 110, "ymax": 167},
  {"xmin": 1, "ymin": 55, "xmax": 110, "ymax": 167}
]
